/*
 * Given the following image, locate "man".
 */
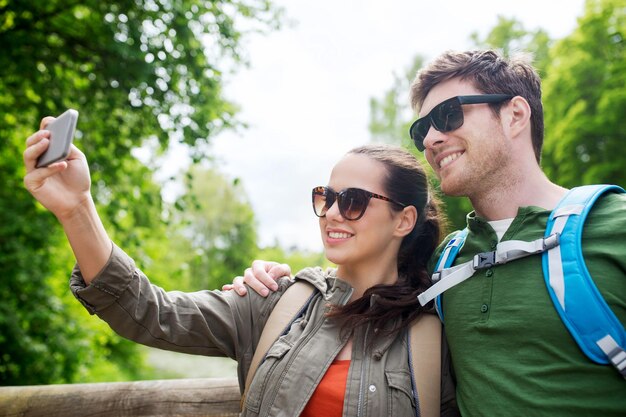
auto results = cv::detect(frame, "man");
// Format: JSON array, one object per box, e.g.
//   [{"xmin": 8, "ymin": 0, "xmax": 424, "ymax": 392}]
[{"xmin": 230, "ymin": 50, "xmax": 626, "ymax": 415}]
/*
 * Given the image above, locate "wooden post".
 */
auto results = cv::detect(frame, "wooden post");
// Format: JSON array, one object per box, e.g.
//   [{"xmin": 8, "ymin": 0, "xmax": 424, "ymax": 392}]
[{"xmin": 0, "ymin": 377, "xmax": 240, "ymax": 417}]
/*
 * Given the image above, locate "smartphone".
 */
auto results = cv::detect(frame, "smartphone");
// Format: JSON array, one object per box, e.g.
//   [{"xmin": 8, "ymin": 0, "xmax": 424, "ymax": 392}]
[{"xmin": 36, "ymin": 109, "xmax": 79, "ymax": 168}]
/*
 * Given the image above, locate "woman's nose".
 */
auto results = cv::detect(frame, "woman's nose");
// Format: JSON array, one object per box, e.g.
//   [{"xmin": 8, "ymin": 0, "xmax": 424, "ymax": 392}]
[{"xmin": 325, "ymin": 199, "xmax": 343, "ymax": 220}]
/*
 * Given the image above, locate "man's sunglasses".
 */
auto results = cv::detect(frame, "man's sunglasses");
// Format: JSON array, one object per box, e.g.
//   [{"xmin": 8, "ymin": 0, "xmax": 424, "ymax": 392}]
[
  {"xmin": 312, "ymin": 186, "xmax": 407, "ymax": 221},
  {"xmin": 409, "ymin": 94, "xmax": 514, "ymax": 151}
]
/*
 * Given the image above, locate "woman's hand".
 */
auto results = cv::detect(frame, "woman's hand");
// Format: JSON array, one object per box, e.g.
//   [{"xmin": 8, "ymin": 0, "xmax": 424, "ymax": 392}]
[
  {"xmin": 24, "ymin": 116, "xmax": 112, "ymax": 282},
  {"xmin": 23, "ymin": 117, "xmax": 92, "ymax": 221}
]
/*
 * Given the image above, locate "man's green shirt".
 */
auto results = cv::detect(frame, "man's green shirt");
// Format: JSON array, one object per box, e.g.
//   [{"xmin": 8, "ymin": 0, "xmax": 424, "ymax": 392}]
[{"xmin": 432, "ymin": 192, "xmax": 626, "ymax": 416}]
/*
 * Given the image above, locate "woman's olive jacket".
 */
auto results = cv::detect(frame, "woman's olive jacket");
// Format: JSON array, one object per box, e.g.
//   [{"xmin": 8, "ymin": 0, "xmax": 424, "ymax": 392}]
[{"xmin": 70, "ymin": 244, "xmax": 458, "ymax": 417}]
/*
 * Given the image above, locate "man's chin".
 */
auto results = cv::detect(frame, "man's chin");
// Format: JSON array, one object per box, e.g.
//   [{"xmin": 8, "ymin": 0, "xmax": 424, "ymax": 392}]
[{"xmin": 439, "ymin": 180, "xmax": 468, "ymax": 197}]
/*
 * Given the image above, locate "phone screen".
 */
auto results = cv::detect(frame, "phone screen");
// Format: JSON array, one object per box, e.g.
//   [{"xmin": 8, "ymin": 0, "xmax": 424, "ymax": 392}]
[{"xmin": 36, "ymin": 109, "xmax": 79, "ymax": 168}]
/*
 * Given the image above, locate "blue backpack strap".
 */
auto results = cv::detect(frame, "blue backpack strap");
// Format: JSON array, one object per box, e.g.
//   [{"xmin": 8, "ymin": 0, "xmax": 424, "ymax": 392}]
[
  {"xmin": 542, "ymin": 184, "xmax": 626, "ymax": 376},
  {"xmin": 433, "ymin": 228, "xmax": 469, "ymax": 321}
]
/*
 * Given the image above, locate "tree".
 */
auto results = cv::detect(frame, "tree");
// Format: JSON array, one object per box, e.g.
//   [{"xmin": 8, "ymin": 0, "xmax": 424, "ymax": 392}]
[
  {"xmin": 369, "ymin": 56, "xmax": 424, "ymax": 148},
  {"xmin": 541, "ymin": 0, "xmax": 626, "ymax": 187},
  {"xmin": 167, "ymin": 166, "xmax": 259, "ymax": 290},
  {"xmin": 470, "ymin": 16, "xmax": 552, "ymax": 76},
  {"xmin": 0, "ymin": 0, "xmax": 281, "ymax": 385}
]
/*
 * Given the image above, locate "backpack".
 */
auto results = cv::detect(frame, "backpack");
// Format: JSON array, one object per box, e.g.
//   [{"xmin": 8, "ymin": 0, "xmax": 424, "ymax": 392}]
[
  {"xmin": 418, "ymin": 184, "xmax": 626, "ymax": 378},
  {"xmin": 241, "ymin": 281, "xmax": 443, "ymax": 417}
]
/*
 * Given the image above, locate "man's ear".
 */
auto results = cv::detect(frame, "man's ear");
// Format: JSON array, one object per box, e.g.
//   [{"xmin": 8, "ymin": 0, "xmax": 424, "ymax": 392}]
[
  {"xmin": 507, "ymin": 95, "xmax": 532, "ymax": 138},
  {"xmin": 395, "ymin": 205, "xmax": 418, "ymax": 238}
]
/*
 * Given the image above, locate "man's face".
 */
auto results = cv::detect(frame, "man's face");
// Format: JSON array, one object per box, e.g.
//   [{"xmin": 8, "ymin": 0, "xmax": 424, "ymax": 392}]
[{"xmin": 419, "ymin": 78, "xmax": 512, "ymax": 198}]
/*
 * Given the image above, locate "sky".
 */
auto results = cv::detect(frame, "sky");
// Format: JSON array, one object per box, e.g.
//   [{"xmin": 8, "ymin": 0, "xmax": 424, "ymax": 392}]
[{"xmin": 161, "ymin": 0, "xmax": 587, "ymax": 252}]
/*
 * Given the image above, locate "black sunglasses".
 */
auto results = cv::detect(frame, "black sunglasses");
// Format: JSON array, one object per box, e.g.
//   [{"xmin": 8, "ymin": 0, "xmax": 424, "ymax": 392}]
[
  {"xmin": 312, "ymin": 186, "xmax": 407, "ymax": 221},
  {"xmin": 409, "ymin": 94, "xmax": 514, "ymax": 151}
]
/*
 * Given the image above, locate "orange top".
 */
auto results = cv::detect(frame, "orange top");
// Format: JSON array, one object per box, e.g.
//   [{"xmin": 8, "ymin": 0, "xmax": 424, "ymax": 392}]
[{"xmin": 300, "ymin": 359, "xmax": 351, "ymax": 417}]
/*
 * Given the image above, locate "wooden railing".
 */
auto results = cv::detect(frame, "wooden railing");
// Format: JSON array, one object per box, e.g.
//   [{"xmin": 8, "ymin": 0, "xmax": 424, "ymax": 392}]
[{"xmin": 0, "ymin": 377, "xmax": 240, "ymax": 417}]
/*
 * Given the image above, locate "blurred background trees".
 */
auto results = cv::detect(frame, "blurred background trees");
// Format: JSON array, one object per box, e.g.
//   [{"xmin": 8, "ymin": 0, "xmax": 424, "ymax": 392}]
[{"xmin": 541, "ymin": 0, "xmax": 626, "ymax": 187}]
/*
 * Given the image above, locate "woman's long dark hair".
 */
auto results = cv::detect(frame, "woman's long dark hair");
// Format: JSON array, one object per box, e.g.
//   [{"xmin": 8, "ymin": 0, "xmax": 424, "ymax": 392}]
[{"xmin": 326, "ymin": 144, "xmax": 446, "ymax": 337}]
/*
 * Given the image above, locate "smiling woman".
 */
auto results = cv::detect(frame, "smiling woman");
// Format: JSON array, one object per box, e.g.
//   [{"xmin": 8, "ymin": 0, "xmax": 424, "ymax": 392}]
[
  {"xmin": 23, "ymin": 117, "xmax": 457, "ymax": 416},
  {"xmin": 312, "ymin": 145, "xmax": 446, "ymax": 343}
]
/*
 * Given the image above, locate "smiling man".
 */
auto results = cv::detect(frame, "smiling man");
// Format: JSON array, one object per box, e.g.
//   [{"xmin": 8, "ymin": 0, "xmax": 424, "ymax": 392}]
[{"xmin": 408, "ymin": 49, "xmax": 625, "ymax": 416}]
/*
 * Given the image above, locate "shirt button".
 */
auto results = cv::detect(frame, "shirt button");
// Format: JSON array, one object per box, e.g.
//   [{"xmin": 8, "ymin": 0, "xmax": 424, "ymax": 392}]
[
  {"xmin": 481, "ymin": 304, "xmax": 489, "ymax": 313},
  {"xmin": 485, "ymin": 269, "xmax": 493, "ymax": 277},
  {"xmin": 369, "ymin": 384, "xmax": 376, "ymax": 393}
]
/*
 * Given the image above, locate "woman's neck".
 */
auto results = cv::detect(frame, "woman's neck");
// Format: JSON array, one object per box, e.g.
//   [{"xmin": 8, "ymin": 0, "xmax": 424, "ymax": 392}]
[{"xmin": 336, "ymin": 263, "xmax": 398, "ymax": 300}]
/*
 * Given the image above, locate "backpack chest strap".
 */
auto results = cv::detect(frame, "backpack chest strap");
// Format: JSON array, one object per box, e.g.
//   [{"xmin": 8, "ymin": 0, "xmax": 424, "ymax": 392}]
[{"xmin": 418, "ymin": 234, "xmax": 560, "ymax": 306}]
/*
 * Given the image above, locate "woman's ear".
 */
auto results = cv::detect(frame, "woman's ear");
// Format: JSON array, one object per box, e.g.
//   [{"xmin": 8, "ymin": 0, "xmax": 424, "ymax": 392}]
[{"xmin": 395, "ymin": 205, "xmax": 418, "ymax": 238}]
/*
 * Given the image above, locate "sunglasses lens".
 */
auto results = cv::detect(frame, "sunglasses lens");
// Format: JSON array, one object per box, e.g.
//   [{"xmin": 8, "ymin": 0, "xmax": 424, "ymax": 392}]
[
  {"xmin": 312, "ymin": 187, "xmax": 332, "ymax": 217},
  {"xmin": 409, "ymin": 98, "xmax": 465, "ymax": 151},
  {"xmin": 410, "ymin": 120, "xmax": 431, "ymax": 151},
  {"xmin": 431, "ymin": 99, "xmax": 463, "ymax": 132},
  {"xmin": 339, "ymin": 188, "xmax": 369, "ymax": 220}
]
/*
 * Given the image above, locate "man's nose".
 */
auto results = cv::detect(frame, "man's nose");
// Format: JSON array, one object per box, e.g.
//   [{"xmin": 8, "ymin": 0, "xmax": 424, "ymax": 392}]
[{"xmin": 422, "ymin": 125, "xmax": 448, "ymax": 150}]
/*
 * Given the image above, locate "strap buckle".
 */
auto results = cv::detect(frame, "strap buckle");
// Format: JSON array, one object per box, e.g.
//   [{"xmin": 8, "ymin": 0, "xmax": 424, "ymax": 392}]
[
  {"xmin": 473, "ymin": 251, "xmax": 495, "ymax": 270},
  {"xmin": 543, "ymin": 233, "xmax": 560, "ymax": 250}
]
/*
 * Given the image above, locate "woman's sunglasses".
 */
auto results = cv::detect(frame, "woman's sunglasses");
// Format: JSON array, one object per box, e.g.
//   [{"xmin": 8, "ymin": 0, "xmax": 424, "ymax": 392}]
[
  {"xmin": 312, "ymin": 186, "xmax": 407, "ymax": 221},
  {"xmin": 409, "ymin": 94, "xmax": 514, "ymax": 151}
]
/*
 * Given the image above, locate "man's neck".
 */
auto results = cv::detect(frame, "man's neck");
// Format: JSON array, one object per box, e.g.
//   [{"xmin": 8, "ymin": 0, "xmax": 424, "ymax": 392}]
[{"xmin": 470, "ymin": 169, "xmax": 568, "ymax": 221}]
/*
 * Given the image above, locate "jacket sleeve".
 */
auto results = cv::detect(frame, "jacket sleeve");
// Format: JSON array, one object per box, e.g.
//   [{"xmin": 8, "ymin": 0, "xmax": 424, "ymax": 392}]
[{"xmin": 70, "ymin": 243, "xmax": 287, "ymax": 371}]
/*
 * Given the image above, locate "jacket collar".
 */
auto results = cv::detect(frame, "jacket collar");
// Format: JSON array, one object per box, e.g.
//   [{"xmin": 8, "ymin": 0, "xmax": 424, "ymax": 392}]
[
  {"xmin": 294, "ymin": 267, "xmax": 354, "ymax": 301},
  {"xmin": 295, "ymin": 267, "xmax": 403, "ymax": 355}
]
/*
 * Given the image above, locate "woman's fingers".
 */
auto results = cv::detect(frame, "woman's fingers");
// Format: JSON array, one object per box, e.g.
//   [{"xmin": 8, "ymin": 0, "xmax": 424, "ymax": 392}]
[{"xmin": 39, "ymin": 116, "xmax": 55, "ymax": 130}]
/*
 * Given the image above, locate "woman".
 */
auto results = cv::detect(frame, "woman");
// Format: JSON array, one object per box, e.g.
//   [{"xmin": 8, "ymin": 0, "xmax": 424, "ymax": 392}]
[{"xmin": 23, "ymin": 117, "xmax": 457, "ymax": 416}]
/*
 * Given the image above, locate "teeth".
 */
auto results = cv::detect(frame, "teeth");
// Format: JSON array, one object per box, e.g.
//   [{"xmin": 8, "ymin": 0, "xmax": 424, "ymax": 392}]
[
  {"xmin": 329, "ymin": 232, "xmax": 352, "ymax": 239},
  {"xmin": 439, "ymin": 152, "xmax": 463, "ymax": 168}
]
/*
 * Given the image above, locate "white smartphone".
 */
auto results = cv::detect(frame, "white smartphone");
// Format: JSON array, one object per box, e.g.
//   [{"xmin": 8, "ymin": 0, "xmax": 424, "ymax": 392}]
[{"xmin": 36, "ymin": 109, "xmax": 79, "ymax": 168}]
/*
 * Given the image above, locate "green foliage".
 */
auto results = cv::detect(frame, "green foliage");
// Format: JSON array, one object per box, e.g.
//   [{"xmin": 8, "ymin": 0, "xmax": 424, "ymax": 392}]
[
  {"xmin": 542, "ymin": 0, "xmax": 626, "ymax": 187},
  {"xmin": 158, "ymin": 166, "xmax": 259, "ymax": 291},
  {"xmin": 470, "ymin": 16, "xmax": 552, "ymax": 76},
  {"xmin": 0, "ymin": 123, "xmax": 82, "ymax": 385},
  {"xmin": 369, "ymin": 56, "xmax": 424, "ymax": 148},
  {"xmin": 0, "ymin": 0, "xmax": 280, "ymax": 385},
  {"xmin": 44, "ymin": 241, "xmax": 153, "ymax": 383}
]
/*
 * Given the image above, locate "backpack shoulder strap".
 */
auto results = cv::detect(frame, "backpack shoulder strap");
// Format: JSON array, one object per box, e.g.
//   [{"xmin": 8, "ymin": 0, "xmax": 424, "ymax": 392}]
[
  {"xmin": 542, "ymin": 184, "xmax": 626, "ymax": 377},
  {"xmin": 429, "ymin": 229, "xmax": 469, "ymax": 320},
  {"xmin": 408, "ymin": 314, "xmax": 442, "ymax": 417},
  {"xmin": 241, "ymin": 280, "xmax": 316, "ymax": 409}
]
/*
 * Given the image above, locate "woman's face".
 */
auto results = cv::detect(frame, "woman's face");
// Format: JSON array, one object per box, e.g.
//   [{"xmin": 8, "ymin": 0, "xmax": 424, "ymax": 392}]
[{"xmin": 319, "ymin": 153, "xmax": 406, "ymax": 269}]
